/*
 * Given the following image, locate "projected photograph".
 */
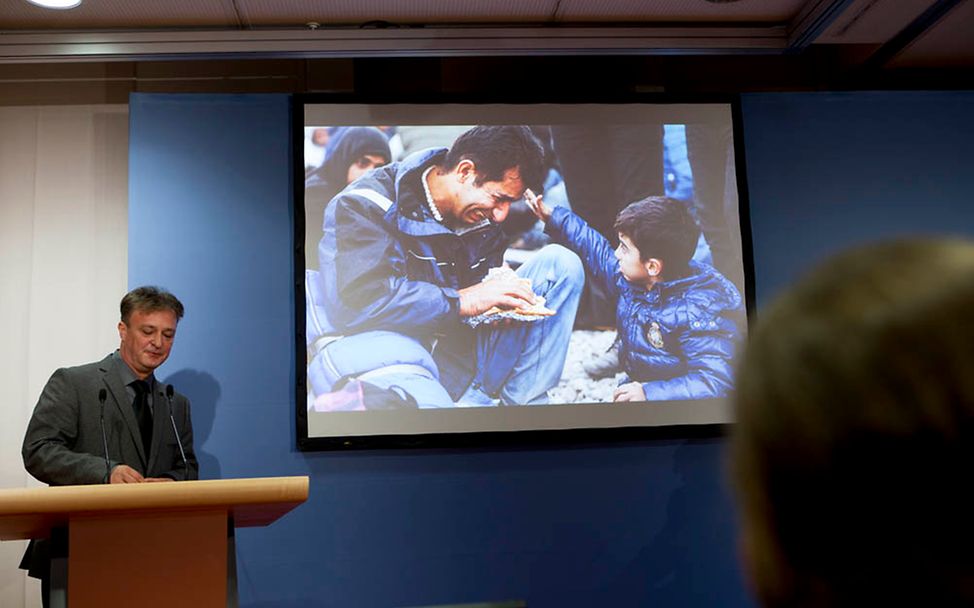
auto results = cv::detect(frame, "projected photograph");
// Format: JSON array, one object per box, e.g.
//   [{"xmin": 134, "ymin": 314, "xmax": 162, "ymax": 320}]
[{"xmin": 299, "ymin": 102, "xmax": 749, "ymax": 444}]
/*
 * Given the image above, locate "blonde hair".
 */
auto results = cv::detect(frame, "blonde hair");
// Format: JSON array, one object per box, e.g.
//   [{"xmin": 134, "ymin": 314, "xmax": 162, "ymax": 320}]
[
  {"xmin": 732, "ymin": 238, "xmax": 974, "ymax": 607},
  {"xmin": 120, "ymin": 285, "xmax": 184, "ymax": 324}
]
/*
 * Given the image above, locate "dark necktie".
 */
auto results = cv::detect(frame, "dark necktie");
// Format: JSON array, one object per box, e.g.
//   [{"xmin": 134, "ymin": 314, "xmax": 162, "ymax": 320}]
[{"xmin": 131, "ymin": 380, "xmax": 153, "ymax": 461}]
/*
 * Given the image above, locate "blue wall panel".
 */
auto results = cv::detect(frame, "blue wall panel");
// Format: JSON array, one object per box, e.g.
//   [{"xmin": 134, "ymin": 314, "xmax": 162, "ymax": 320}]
[
  {"xmin": 741, "ymin": 91, "xmax": 974, "ymax": 307},
  {"xmin": 128, "ymin": 89, "xmax": 974, "ymax": 608},
  {"xmin": 129, "ymin": 93, "xmax": 750, "ymax": 607}
]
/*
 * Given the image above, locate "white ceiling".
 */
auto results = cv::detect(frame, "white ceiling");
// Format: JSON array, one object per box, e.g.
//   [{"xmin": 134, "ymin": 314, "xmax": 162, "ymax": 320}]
[{"xmin": 0, "ymin": 0, "xmax": 970, "ymax": 67}]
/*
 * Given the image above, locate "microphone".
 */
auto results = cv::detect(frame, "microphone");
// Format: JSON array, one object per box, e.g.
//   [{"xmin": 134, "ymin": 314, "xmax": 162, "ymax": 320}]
[
  {"xmin": 166, "ymin": 384, "xmax": 189, "ymax": 479},
  {"xmin": 98, "ymin": 388, "xmax": 111, "ymax": 483}
]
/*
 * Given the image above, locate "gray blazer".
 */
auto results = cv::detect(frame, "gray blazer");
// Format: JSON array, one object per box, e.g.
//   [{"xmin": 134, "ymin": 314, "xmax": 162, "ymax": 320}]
[{"xmin": 23, "ymin": 353, "xmax": 199, "ymax": 485}]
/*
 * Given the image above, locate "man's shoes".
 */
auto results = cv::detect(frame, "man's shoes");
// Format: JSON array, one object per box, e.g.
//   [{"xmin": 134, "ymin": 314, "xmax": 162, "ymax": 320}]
[{"xmin": 583, "ymin": 341, "xmax": 620, "ymax": 379}]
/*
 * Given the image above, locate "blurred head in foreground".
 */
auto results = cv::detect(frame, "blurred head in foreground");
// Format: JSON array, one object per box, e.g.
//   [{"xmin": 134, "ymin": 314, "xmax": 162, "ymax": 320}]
[{"xmin": 731, "ymin": 238, "xmax": 974, "ymax": 607}]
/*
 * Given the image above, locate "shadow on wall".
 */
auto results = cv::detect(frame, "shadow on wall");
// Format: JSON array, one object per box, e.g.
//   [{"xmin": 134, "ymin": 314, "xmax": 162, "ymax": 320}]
[
  {"xmin": 162, "ymin": 368, "xmax": 222, "ymax": 480},
  {"xmin": 603, "ymin": 438, "xmax": 751, "ymax": 606}
]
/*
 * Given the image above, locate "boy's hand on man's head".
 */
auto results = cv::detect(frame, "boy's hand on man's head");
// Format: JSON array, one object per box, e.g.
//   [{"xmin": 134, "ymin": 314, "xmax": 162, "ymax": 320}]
[
  {"xmin": 613, "ymin": 382, "xmax": 646, "ymax": 402},
  {"xmin": 524, "ymin": 188, "xmax": 551, "ymax": 222}
]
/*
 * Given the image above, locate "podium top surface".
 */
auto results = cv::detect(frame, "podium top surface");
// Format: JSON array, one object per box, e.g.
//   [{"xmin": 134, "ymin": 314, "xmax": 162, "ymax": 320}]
[{"xmin": 0, "ymin": 476, "xmax": 309, "ymax": 540}]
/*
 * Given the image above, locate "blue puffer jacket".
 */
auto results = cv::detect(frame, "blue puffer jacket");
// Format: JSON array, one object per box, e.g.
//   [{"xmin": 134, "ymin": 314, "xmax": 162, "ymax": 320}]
[
  {"xmin": 315, "ymin": 148, "xmax": 507, "ymax": 396},
  {"xmin": 546, "ymin": 206, "xmax": 743, "ymax": 401}
]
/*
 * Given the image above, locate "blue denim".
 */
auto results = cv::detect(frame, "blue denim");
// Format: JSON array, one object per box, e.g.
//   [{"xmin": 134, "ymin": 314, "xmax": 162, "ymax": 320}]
[
  {"xmin": 310, "ymin": 245, "xmax": 583, "ymax": 408},
  {"xmin": 468, "ymin": 244, "xmax": 584, "ymax": 405}
]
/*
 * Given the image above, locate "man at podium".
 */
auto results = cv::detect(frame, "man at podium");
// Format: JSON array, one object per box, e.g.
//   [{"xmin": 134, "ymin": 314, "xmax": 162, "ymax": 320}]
[{"xmin": 20, "ymin": 285, "xmax": 199, "ymax": 605}]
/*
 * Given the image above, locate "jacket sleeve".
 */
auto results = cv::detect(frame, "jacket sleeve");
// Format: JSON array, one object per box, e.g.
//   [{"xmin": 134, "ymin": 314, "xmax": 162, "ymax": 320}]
[
  {"xmin": 544, "ymin": 207, "xmax": 621, "ymax": 300},
  {"xmin": 156, "ymin": 394, "xmax": 199, "ymax": 481},
  {"xmin": 23, "ymin": 368, "xmax": 111, "ymax": 485},
  {"xmin": 326, "ymin": 194, "xmax": 459, "ymax": 334},
  {"xmin": 640, "ymin": 317, "xmax": 737, "ymax": 401}
]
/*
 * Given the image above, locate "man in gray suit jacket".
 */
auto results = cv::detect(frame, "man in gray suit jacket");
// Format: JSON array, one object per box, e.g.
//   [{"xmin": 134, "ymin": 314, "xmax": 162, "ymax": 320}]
[{"xmin": 21, "ymin": 285, "xmax": 199, "ymax": 604}]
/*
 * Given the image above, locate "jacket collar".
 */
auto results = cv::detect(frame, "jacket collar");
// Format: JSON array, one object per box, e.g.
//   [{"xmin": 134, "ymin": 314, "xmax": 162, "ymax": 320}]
[
  {"xmin": 392, "ymin": 148, "xmax": 452, "ymax": 238},
  {"xmin": 650, "ymin": 261, "xmax": 743, "ymax": 311},
  {"xmin": 392, "ymin": 148, "xmax": 495, "ymax": 238}
]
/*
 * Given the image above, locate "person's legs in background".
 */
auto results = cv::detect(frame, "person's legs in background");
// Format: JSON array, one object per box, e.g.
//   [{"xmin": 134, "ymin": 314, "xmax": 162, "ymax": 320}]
[
  {"xmin": 549, "ymin": 124, "xmax": 663, "ymax": 329},
  {"xmin": 685, "ymin": 122, "xmax": 745, "ymax": 292}
]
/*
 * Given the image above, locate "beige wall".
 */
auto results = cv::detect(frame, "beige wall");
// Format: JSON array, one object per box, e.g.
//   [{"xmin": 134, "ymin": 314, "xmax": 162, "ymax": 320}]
[
  {"xmin": 0, "ymin": 105, "xmax": 128, "ymax": 608},
  {"xmin": 0, "ymin": 61, "xmax": 330, "ymax": 608}
]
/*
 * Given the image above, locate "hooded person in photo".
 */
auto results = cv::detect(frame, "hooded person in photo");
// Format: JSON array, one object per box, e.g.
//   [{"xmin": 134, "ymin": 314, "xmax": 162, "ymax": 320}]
[{"xmin": 305, "ymin": 126, "xmax": 392, "ymax": 268}]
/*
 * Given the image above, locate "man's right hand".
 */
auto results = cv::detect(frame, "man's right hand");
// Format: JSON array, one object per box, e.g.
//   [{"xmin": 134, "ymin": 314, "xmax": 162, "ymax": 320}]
[
  {"xmin": 110, "ymin": 464, "xmax": 145, "ymax": 484},
  {"xmin": 458, "ymin": 275, "xmax": 537, "ymax": 317}
]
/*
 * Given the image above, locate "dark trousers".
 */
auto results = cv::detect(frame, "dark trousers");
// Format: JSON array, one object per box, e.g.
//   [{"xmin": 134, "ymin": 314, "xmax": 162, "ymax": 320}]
[
  {"xmin": 685, "ymin": 122, "xmax": 745, "ymax": 292},
  {"xmin": 21, "ymin": 528, "xmax": 67, "ymax": 608},
  {"xmin": 550, "ymin": 124, "xmax": 663, "ymax": 327}
]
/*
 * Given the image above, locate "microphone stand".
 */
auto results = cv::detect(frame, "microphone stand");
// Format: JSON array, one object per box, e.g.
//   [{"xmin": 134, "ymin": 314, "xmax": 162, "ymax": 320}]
[
  {"xmin": 98, "ymin": 388, "xmax": 111, "ymax": 483},
  {"xmin": 166, "ymin": 384, "xmax": 189, "ymax": 479}
]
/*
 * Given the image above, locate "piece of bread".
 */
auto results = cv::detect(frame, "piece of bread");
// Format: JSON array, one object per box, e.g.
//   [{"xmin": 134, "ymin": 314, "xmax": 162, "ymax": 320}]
[
  {"xmin": 479, "ymin": 266, "xmax": 557, "ymax": 318},
  {"xmin": 482, "ymin": 292, "xmax": 556, "ymax": 317},
  {"xmin": 483, "ymin": 305, "xmax": 556, "ymax": 317}
]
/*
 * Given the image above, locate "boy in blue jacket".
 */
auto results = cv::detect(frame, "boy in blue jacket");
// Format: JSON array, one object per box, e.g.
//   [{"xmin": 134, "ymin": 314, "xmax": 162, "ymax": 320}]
[{"xmin": 527, "ymin": 191, "xmax": 743, "ymax": 402}]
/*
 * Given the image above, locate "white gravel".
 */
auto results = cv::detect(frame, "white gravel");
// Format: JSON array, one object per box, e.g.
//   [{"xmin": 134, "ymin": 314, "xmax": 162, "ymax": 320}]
[{"xmin": 549, "ymin": 329, "xmax": 626, "ymax": 404}]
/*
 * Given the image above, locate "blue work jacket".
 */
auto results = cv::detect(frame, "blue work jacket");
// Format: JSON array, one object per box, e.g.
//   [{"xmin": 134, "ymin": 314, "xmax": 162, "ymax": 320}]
[{"xmin": 316, "ymin": 148, "xmax": 507, "ymax": 397}]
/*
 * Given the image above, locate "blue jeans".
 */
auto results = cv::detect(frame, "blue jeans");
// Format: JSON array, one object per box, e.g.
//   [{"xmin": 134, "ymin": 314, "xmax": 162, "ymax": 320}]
[
  {"xmin": 308, "ymin": 245, "xmax": 583, "ymax": 408},
  {"xmin": 464, "ymin": 244, "xmax": 583, "ymax": 405}
]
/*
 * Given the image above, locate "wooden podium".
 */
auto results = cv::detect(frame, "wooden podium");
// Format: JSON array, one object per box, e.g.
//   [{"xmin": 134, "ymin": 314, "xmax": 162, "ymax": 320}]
[{"xmin": 0, "ymin": 476, "xmax": 309, "ymax": 608}]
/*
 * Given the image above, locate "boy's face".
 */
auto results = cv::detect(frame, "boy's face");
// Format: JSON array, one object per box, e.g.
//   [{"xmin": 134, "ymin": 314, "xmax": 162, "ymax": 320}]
[{"xmin": 615, "ymin": 233, "xmax": 659, "ymax": 288}]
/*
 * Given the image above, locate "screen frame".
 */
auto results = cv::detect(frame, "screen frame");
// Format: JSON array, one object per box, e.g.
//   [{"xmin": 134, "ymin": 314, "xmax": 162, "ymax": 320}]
[{"xmin": 293, "ymin": 91, "xmax": 756, "ymax": 451}]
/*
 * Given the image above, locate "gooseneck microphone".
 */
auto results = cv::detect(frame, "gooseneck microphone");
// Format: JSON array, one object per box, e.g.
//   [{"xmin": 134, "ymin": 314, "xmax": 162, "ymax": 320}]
[
  {"xmin": 166, "ymin": 384, "xmax": 189, "ymax": 479},
  {"xmin": 98, "ymin": 388, "xmax": 111, "ymax": 483}
]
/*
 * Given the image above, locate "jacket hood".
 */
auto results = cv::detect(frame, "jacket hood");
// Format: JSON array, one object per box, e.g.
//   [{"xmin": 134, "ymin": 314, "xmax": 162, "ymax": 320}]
[{"xmin": 319, "ymin": 126, "xmax": 391, "ymax": 186}]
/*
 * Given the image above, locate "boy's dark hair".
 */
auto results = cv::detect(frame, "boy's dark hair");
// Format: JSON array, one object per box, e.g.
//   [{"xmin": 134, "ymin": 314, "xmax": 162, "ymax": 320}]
[
  {"xmin": 443, "ymin": 126, "xmax": 546, "ymax": 195},
  {"xmin": 613, "ymin": 196, "xmax": 700, "ymax": 278},
  {"xmin": 120, "ymin": 286, "xmax": 184, "ymax": 324}
]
